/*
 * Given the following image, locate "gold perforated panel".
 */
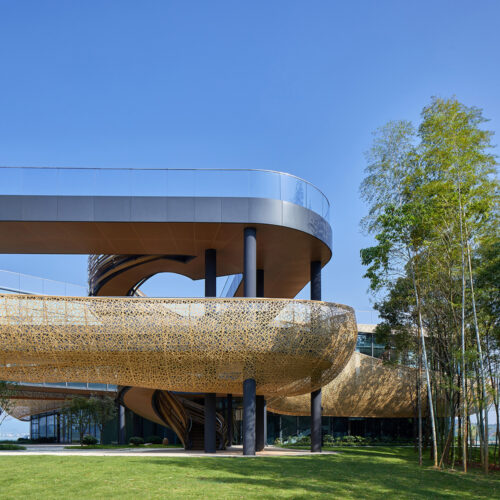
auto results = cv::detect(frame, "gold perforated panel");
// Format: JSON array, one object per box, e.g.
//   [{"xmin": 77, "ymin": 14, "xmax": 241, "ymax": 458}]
[
  {"xmin": 7, "ymin": 399, "xmax": 64, "ymax": 421},
  {"xmin": 268, "ymin": 352, "xmax": 420, "ymax": 418},
  {"xmin": 0, "ymin": 295, "xmax": 357, "ymax": 397}
]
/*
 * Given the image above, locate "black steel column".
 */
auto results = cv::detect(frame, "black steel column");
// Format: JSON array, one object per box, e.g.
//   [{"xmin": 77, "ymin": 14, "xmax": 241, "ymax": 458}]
[
  {"xmin": 264, "ymin": 401, "xmax": 267, "ymax": 446},
  {"xmin": 227, "ymin": 394, "xmax": 233, "ymax": 447},
  {"xmin": 243, "ymin": 378, "xmax": 256, "ymax": 455},
  {"xmin": 256, "ymin": 395, "xmax": 266, "ymax": 451},
  {"xmin": 204, "ymin": 393, "xmax": 216, "ymax": 453},
  {"xmin": 311, "ymin": 261, "xmax": 321, "ymax": 301},
  {"xmin": 205, "ymin": 249, "xmax": 217, "ymax": 297},
  {"xmin": 310, "ymin": 260, "xmax": 322, "ymax": 452},
  {"xmin": 204, "ymin": 249, "xmax": 217, "ymax": 453},
  {"xmin": 311, "ymin": 390, "xmax": 322, "ymax": 452},
  {"xmin": 244, "ymin": 228, "xmax": 257, "ymax": 297},
  {"xmin": 257, "ymin": 269, "xmax": 264, "ymax": 298}
]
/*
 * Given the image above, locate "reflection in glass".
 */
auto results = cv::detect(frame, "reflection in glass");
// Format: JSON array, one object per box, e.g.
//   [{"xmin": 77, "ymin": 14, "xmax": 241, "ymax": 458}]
[
  {"xmin": 0, "ymin": 167, "xmax": 329, "ymax": 220},
  {"xmin": 167, "ymin": 170, "xmax": 195, "ymax": 196},
  {"xmin": 59, "ymin": 169, "xmax": 97, "ymax": 196},
  {"xmin": 131, "ymin": 170, "xmax": 167, "ymax": 197},
  {"xmin": 22, "ymin": 168, "xmax": 59, "ymax": 195}
]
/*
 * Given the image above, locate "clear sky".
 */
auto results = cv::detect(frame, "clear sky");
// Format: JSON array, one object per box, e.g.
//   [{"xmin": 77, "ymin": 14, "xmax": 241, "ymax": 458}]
[{"xmin": 0, "ymin": 1, "xmax": 499, "ymax": 436}]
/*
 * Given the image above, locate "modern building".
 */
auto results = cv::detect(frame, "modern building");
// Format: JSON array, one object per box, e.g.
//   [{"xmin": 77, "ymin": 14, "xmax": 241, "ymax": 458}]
[{"xmin": 0, "ymin": 167, "xmax": 417, "ymax": 453}]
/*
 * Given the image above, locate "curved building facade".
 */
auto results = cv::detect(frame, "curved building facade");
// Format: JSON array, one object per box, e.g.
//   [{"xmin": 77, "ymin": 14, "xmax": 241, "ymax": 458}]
[{"xmin": 0, "ymin": 167, "xmax": 415, "ymax": 453}]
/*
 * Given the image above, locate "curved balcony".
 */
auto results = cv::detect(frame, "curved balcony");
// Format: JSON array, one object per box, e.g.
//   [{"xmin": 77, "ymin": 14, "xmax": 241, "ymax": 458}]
[
  {"xmin": 0, "ymin": 294, "xmax": 357, "ymax": 397},
  {"xmin": 267, "ymin": 352, "xmax": 420, "ymax": 418},
  {"xmin": 0, "ymin": 167, "xmax": 329, "ymax": 220}
]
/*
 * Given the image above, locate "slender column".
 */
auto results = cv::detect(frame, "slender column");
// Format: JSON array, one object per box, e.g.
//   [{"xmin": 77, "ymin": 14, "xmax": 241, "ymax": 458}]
[
  {"xmin": 256, "ymin": 269, "xmax": 264, "ymax": 298},
  {"xmin": 243, "ymin": 378, "xmax": 256, "ymax": 455},
  {"xmin": 264, "ymin": 400, "xmax": 267, "ymax": 446},
  {"xmin": 311, "ymin": 390, "xmax": 322, "ymax": 452},
  {"xmin": 310, "ymin": 261, "xmax": 321, "ymax": 301},
  {"xmin": 244, "ymin": 228, "xmax": 257, "ymax": 297},
  {"xmin": 310, "ymin": 260, "xmax": 322, "ymax": 452},
  {"xmin": 256, "ymin": 395, "xmax": 266, "ymax": 451},
  {"xmin": 227, "ymin": 394, "xmax": 233, "ymax": 447},
  {"xmin": 118, "ymin": 404, "xmax": 126, "ymax": 444},
  {"xmin": 204, "ymin": 393, "xmax": 216, "ymax": 453},
  {"xmin": 205, "ymin": 249, "xmax": 217, "ymax": 297},
  {"xmin": 204, "ymin": 249, "xmax": 217, "ymax": 453},
  {"xmin": 243, "ymin": 228, "xmax": 257, "ymax": 455}
]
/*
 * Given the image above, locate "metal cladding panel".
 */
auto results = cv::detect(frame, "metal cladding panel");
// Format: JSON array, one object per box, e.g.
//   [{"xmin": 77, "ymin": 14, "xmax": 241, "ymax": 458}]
[
  {"xmin": 22, "ymin": 195, "xmax": 58, "ymax": 220},
  {"xmin": 221, "ymin": 198, "xmax": 249, "ymax": 223},
  {"xmin": 93, "ymin": 196, "xmax": 131, "ymax": 221},
  {"xmin": 283, "ymin": 200, "xmax": 332, "ymax": 249},
  {"xmin": 166, "ymin": 197, "xmax": 195, "ymax": 221},
  {"xmin": 194, "ymin": 197, "xmax": 222, "ymax": 222},
  {"xmin": 248, "ymin": 198, "xmax": 282, "ymax": 226},
  {"xmin": 0, "ymin": 196, "xmax": 22, "ymax": 219},
  {"xmin": 57, "ymin": 196, "xmax": 94, "ymax": 221},
  {"xmin": 131, "ymin": 196, "xmax": 168, "ymax": 222},
  {"xmin": 0, "ymin": 195, "xmax": 333, "ymax": 250}
]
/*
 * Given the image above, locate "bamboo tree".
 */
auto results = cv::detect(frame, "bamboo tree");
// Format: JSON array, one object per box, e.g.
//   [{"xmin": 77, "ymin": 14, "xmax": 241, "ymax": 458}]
[{"xmin": 361, "ymin": 97, "xmax": 498, "ymax": 473}]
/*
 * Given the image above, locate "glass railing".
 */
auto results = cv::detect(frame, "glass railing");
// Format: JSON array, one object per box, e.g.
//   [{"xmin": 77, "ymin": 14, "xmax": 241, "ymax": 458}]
[
  {"xmin": 219, "ymin": 274, "xmax": 243, "ymax": 298},
  {"xmin": 0, "ymin": 167, "xmax": 330, "ymax": 220},
  {"xmin": 0, "ymin": 269, "xmax": 86, "ymax": 297},
  {"xmin": 9, "ymin": 381, "xmax": 117, "ymax": 391}
]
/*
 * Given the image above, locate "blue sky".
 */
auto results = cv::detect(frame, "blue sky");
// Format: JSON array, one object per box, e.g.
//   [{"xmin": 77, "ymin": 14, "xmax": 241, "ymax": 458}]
[{"xmin": 0, "ymin": 1, "xmax": 499, "ymax": 435}]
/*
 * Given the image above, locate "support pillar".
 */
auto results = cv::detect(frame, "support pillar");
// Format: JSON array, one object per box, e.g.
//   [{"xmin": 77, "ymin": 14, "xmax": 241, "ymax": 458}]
[
  {"xmin": 205, "ymin": 249, "xmax": 217, "ymax": 297},
  {"xmin": 227, "ymin": 394, "xmax": 233, "ymax": 447},
  {"xmin": 243, "ymin": 228, "xmax": 257, "ymax": 455},
  {"xmin": 257, "ymin": 269, "xmax": 264, "ymax": 298},
  {"xmin": 243, "ymin": 378, "xmax": 256, "ymax": 455},
  {"xmin": 118, "ymin": 404, "xmax": 126, "ymax": 444},
  {"xmin": 244, "ymin": 228, "xmax": 256, "ymax": 297},
  {"xmin": 204, "ymin": 393, "xmax": 216, "ymax": 453},
  {"xmin": 204, "ymin": 249, "xmax": 217, "ymax": 453},
  {"xmin": 310, "ymin": 260, "xmax": 322, "ymax": 453},
  {"xmin": 311, "ymin": 389, "xmax": 322, "ymax": 452},
  {"xmin": 256, "ymin": 395, "xmax": 266, "ymax": 451}
]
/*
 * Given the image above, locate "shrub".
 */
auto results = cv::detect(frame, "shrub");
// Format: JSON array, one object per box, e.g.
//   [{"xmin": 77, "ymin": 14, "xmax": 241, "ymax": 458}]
[
  {"xmin": 82, "ymin": 435, "xmax": 98, "ymax": 446},
  {"xmin": 0, "ymin": 443, "xmax": 26, "ymax": 450},
  {"xmin": 323, "ymin": 434, "xmax": 334, "ymax": 445},
  {"xmin": 146, "ymin": 435, "xmax": 162, "ymax": 444},
  {"xmin": 296, "ymin": 436, "xmax": 311, "ymax": 445},
  {"xmin": 274, "ymin": 437, "xmax": 283, "ymax": 446},
  {"xmin": 129, "ymin": 436, "xmax": 144, "ymax": 446}
]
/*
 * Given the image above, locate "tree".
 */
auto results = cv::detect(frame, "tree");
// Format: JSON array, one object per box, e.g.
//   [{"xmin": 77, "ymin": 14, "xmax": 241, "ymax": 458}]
[
  {"xmin": 360, "ymin": 97, "xmax": 499, "ymax": 473},
  {"xmin": 88, "ymin": 396, "xmax": 117, "ymax": 444},
  {"xmin": 62, "ymin": 396, "xmax": 93, "ymax": 445}
]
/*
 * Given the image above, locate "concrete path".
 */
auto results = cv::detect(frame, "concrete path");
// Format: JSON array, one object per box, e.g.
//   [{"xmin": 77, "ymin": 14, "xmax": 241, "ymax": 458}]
[{"xmin": 0, "ymin": 444, "xmax": 336, "ymax": 458}]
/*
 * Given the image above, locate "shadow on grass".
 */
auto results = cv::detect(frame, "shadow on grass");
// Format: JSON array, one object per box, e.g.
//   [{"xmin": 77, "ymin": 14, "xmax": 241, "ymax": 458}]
[{"xmin": 133, "ymin": 448, "xmax": 499, "ymax": 499}]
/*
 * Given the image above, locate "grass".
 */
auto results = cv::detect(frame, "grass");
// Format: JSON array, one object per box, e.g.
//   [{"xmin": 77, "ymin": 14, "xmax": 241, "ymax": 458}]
[
  {"xmin": 64, "ymin": 444, "xmax": 182, "ymax": 449},
  {"xmin": 0, "ymin": 447, "xmax": 498, "ymax": 499}
]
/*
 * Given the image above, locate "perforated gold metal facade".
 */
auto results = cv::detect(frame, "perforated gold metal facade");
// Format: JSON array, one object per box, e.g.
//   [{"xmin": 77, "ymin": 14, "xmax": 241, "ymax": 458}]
[
  {"xmin": 7, "ymin": 399, "xmax": 63, "ymax": 421},
  {"xmin": 268, "ymin": 352, "xmax": 420, "ymax": 418},
  {"xmin": 0, "ymin": 294, "xmax": 357, "ymax": 397}
]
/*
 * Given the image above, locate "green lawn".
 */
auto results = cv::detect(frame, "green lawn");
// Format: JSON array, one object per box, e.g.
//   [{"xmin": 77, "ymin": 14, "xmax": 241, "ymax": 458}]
[{"xmin": 0, "ymin": 447, "xmax": 498, "ymax": 499}]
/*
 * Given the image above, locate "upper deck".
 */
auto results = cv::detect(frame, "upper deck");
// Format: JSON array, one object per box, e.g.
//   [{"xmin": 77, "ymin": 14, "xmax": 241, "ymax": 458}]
[{"xmin": 0, "ymin": 167, "xmax": 332, "ymax": 298}]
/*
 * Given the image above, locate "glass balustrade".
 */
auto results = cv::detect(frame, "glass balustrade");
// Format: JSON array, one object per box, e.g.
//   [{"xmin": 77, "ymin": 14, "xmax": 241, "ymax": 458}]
[
  {"xmin": 0, "ymin": 167, "xmax": 330, "ymax": 220},
  {"xmin": 0, "ymin": 269, "xmax": 86, "ymax": 296}
]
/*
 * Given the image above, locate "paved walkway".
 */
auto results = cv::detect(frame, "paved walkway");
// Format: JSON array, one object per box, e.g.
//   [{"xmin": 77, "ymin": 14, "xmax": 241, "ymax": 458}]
[{"xmin": 1, "ymin": 444, "xmax": 336, "ymax": 458}]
